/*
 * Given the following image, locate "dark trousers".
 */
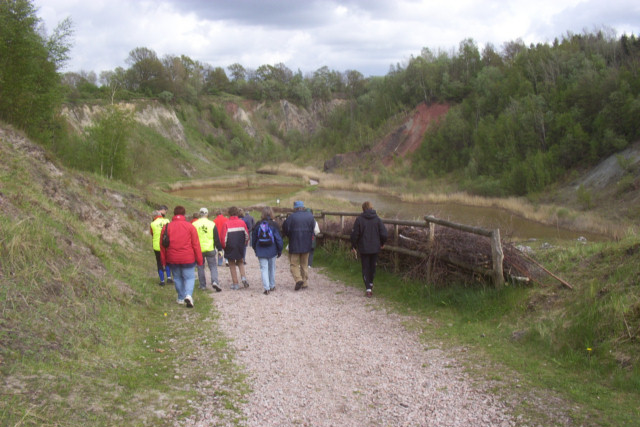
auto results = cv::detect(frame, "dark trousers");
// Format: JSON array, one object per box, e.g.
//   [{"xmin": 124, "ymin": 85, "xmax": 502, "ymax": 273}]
[{"xmin": 360, "ymin": 253, "xmax": 379, "ymax": 290}]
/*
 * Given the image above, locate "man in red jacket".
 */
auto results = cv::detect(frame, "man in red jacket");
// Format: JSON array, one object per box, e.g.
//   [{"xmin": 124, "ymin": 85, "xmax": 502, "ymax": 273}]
[
  {"xmin": 160, "ymin": 206, "xmax": 203, "ymax": 308},
  {"xmin": 213, "ymin": 209, "xmax": 228, "ymax": 266}
]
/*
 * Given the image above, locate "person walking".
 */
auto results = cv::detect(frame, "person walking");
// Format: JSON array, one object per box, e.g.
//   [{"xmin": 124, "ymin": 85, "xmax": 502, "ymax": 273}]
[
  {"xmin": 350, "ymin": 201, "xmax": 388, "ymax": 298},
  {"xmin": 160, "ymin": 206, "xmax": 203, "ymax": 308},
  {"xmin": 239, "ymin": 208, "xmax": 255, "ymax": 265},
  {"xmin": 213, "ymin": 209, "xmax": 228, "ymax": 266},
  {"xmin": 192, "ymin": 207, "xmax": 223, "ymax": 292},
  {"xmin": 219, "ymin": 206, "xmax": 250, "ymax": 290},
  {"xmin": 150, "ymin": 205, "xmax": 172, "ymax": 286},
  {"xmin": 251, "ymin": 206, "xmax": 283, "ymax": 295},
  {"xmin": 282, "ymin": 200, "xmax": 315, "ymax": 290}
]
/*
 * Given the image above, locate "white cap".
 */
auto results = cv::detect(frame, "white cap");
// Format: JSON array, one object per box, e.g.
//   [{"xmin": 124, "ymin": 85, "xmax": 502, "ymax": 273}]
[{"xmin": 199, "ymin": 207, "xmax": 208, "ymax": 216}]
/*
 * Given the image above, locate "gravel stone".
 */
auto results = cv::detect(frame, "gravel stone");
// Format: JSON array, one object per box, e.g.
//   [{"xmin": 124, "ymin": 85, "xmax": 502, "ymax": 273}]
[{"xmin": 183, "ymin": 250, "xmax": 516, "ymax": 427}]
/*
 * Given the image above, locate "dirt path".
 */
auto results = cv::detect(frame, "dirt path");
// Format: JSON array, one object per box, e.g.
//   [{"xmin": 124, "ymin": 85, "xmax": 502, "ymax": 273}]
[{"xmin": 181, "ymin": 250, "xmax": 515, "ymax": 426}]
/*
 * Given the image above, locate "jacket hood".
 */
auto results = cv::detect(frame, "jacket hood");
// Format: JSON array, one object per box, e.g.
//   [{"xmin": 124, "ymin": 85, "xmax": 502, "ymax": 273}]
[{"xmin": 362, "ymin": 209, "xmax": 378, "ymax": 219}]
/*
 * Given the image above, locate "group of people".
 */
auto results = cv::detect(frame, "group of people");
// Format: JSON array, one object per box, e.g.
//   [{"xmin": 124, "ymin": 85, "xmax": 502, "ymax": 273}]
[{"xmin": 149, "ymin": 199, "xmax": 388, "ymax": 307}]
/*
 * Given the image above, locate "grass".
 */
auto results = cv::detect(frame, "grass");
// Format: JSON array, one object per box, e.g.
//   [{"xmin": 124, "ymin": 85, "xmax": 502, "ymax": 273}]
[
  {"xmin": 0, "ymin": 132, "xmax": 249, "ymax": 426},
  {"xmin": 313, "ymin": 236, "xmax": 640, "ymax": 426}
]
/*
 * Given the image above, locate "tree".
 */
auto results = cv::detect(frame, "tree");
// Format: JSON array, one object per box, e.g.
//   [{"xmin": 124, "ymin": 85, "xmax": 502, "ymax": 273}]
[
  {"xmin": 0, "ymin": 0, "xmax": 72, "ymax": 136},
  {"xmin": 86, "ymin": 105, "xmax": 135, "ymax": 180},
  {"xmin": 125, "ymin": 47, "xmax": 165, "ymax": 95}
]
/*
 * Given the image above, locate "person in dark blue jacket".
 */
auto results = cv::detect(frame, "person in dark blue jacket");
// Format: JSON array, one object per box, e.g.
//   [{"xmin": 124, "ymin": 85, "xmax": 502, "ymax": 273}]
[
  {"xmin": 251, "ymin": 206, "xmax": 283, "ymax": 295},
  {"xmin": 350, "ymin": 201, "xmax": 388, "ymax": 297},
  {"xmin": 282, "ymin": 200, "xmax": 315, "ymax": 290}
]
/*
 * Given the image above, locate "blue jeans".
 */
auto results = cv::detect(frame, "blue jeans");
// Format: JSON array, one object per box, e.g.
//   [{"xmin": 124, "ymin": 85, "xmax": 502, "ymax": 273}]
[
  {"xmin": 197, "ymin": 251, "xmax": 218, "ymax": 288},
  {"xmin": 258, "ymin": 257, "xmax": 276, "ymax": 291},
  {"xmin": 170, "ymin": 263, "xmax": 196, "ymax": 300}
]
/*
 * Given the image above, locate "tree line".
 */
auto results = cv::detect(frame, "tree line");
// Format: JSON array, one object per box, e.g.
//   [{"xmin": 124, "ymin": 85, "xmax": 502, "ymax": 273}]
[{"xmin": 2, "ymin": 0, "xmax": 639, "ymax": 195}]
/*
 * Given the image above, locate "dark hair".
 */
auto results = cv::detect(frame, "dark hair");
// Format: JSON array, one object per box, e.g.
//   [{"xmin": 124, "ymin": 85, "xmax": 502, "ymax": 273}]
[
  {"xmin": 362, "ymin": 201, "xmax": 373, "ymax": 212},
  {"xmin": 174, "ymin": 205, "xmax": 186, "ymax": 215},
  {"xmin": 228, "ymin": 206, "xmax": 240, "ymax": 217}
]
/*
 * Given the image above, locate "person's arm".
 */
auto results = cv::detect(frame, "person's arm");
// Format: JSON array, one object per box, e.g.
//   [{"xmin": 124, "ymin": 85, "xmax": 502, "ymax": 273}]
[
  {"xmin": 213, "ymin": 225, "xmax": 222, "ymax": 252},
  {"xmin": 191, "ymin": 226, "xmax": 204, "ymax": 266}
]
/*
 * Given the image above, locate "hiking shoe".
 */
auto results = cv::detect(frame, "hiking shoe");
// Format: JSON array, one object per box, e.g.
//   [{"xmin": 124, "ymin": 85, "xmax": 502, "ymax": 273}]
[
  {"xmin": 295, "ymin": 281, "xmax": 304, "ymax": 291},
  {"xmin": 263, "ymin": 289, "xmax": 270, "ymax": 295},
  {"xmin": 212, "ymin": 282, "xmax": 222, "ymax": 292},
  {"xmin": 167, "ymin": 277, "xmax": 174, "ymax": 284},
  {"xmin": 366, "ymin": 289, "xmax": 372, "ymax": 298},
  {"xmin": 176, "ymin": 298, "xmax": 185, "ymax": 304},
  {"xmin": 185, "ymin": 295, "xmax": 194, "ymax": 308},
  {"xmin": 159, "ymin": 281, "xmax": 165, "ymax": 287},
  {"xmin": 242, "ymin": 278, "xmax": 250, "ymax": 288},
  {"xmin": 231, "ymin": 284, "xmax": 239, "ymax": 290},
  {"xmin": 270, "ymin": 286, "xmax": 276, "ymax": 292}
]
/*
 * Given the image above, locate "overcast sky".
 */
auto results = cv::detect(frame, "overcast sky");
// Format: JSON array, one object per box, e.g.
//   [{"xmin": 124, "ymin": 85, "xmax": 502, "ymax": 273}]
[{"xmin": 34, "ymin": 0, "xmax": 640, "ymax": 78}]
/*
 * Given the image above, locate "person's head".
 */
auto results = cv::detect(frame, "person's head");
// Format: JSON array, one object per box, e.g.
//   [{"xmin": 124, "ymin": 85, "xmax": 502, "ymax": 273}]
[
  {"xmin": 239, "ymin": 208, "xmax": 245, "ymax": 217},
  {"xmin": 215, "ymin": 208, "xmax": 223, "ymax": 216},
  {"xmin": 174, "ymin": 205, "xmax": 186, "ymax": 216},
  {"xmin": 261, "ymin": 206, "xmax": 274, "ymax": 221},
  {"xmin": 199, "ymin": 207, "xmax": 209, "ymax": 218},
  {"xmin": 293, "ymin": 200, "xmax": 305, "ymax": 211},
  {"xmin": 158, "ymin": 205, "xmax": 168, "ymax": 217},
  {"xmin": 228, "ymin": 206, "xmax": 240, "ymax": 217},
  {"xmin": 191, "ymin": 213, "xmax": 199, "ymax": 221},
  {"xmin": 362, "ymin": 201, "xmax": 373, "ymax": 212}
]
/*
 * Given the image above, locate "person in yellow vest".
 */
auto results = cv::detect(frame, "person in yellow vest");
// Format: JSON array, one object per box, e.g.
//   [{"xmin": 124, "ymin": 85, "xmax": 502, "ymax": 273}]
[
  {"xmin": 192, "ymin": 207, "xmax": 223, "ymax": 292},
  {"xmin": 150, "ymin": 205, "xmax": 173, "ymax": 286}
]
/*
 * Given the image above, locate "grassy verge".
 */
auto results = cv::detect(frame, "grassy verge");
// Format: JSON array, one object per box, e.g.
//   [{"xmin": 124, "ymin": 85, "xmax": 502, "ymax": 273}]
[
  {"xmin": 0, "ymin": 134, "xmax": 248, "ymax": 426},
  {"xmin": 313, "ymin": 236, "xmax": 640, "ymax": 426}
]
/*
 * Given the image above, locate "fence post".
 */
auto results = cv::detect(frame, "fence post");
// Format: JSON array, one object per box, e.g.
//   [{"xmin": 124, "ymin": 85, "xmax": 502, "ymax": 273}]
[
  {"xmin": 491, "ymin": 228, "xmax": 504, "ymax": 288},
  {"xmin": 393, "ymin": 224, "xmax": 399, "ymax": 272},
  {"xmin": 340, "ymin": 215, "xmax": 345, "ymax": 232}
]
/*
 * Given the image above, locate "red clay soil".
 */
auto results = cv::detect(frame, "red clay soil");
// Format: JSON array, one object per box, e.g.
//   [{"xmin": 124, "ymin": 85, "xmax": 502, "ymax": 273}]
[
  {"xmin": 324, "ymin": 102, "xmax": 449, "ymax": 171},
  {"xmin": 375, "ymin": 102, "xmax": 449, "ymax": 166}
]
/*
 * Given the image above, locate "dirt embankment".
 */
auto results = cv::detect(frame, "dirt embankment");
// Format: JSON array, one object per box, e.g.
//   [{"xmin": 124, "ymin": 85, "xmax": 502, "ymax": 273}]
[{"xmin": 324, "ymin": 102, "xmax": 449, "ymax": 172}]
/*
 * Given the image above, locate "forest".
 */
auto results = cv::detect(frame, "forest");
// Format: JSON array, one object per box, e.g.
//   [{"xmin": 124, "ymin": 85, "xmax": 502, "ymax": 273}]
[{"xmin": 2, "ymin": 0, "xmax": 640, "ymax": 196}]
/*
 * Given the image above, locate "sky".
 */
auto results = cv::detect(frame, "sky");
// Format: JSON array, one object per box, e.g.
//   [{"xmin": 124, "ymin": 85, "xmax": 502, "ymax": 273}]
[{"xmin": 34, "ymin": 0, "xmax": 640, "ymax": 78}]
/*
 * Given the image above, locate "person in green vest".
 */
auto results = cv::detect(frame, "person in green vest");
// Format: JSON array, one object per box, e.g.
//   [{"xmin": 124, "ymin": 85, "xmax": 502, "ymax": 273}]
[
  {"xmin": 192, "ymin": 207, "xmax": 223, "ymax": 292},
  {"xmin": 150, "ymin": 205, "xmax": 173, "ymax": 286}
]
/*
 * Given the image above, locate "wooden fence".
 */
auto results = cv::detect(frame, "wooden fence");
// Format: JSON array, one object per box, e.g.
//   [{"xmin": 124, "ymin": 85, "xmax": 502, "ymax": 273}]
[{"xmin": 316, "ymin": 211, "xmax": 505, "ymax": 288}]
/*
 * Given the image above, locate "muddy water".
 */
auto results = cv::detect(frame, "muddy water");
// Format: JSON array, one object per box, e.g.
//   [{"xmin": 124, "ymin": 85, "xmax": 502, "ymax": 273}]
[
  {"xmin": 316, "ymin": 189, "xmax": 606, "ymax": 242},
  {"xmin": 171, "ymin": 185, "xmax": 605, "ymax": 242}
]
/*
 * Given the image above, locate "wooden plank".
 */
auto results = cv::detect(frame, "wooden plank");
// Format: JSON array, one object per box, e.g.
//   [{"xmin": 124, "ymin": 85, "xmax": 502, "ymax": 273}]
[{"xmin": 424, "ymin": 215, "xmax": 492, "ymax": 237}]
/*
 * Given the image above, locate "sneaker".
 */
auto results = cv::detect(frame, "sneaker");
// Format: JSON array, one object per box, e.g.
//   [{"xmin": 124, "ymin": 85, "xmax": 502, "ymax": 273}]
[
  {"xmin": 295, "ymin": 281, "xmax": 304, "ymax": 291},
  {"xmin": 167, "ymin": 277, "xmax": 174, "ymax": 284},
  {"xmin": 212, "ymin": 282, "xmax": 222, "ymax": 292},
  {"xmin": 198, "ymin": 285, "xmax": 206, "ymax": 291},
  {"xmin": 185, "ymin": 295, "xmax": 194, "ymax": 308},
  {"xmin": 263, "ymin": 289, "xmax": 270, "ymax": 295},
  {"xmin": 366, "ymin": 289, "xmax": 372, "ymax": 298},
  {"xmin": 225, "ymin": 260, "xmax": 229, "ymax": 267},
  {"xmin": 242, "ymin": 278, "xmax": 250, "ymax": 288},
  {"xmin": 270, "ymin": 286, "xmax": 276, "ymax": 292},
  {"xmin": 159, "ymin": 281, "xmax": 165, "ymax": 287},
  {"xmin": 231, "ymin": 284, "xmax": 239, "ymax": 290},
  {"xmin": 176, "ymin": 298, "xmax": 185, "ymax": 304}
]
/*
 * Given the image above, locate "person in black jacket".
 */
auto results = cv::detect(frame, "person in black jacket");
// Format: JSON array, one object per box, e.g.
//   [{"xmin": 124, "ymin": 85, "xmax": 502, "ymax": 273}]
[{"xmin": 350, "ymin": 201, "xmax": 388, "ymax": 297}]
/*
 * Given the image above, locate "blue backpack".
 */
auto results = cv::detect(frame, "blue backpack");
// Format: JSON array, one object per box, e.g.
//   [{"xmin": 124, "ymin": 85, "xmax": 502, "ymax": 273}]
[{"xmin": 257, "ymin": 221, "xmax": 274, "ymax": 246}]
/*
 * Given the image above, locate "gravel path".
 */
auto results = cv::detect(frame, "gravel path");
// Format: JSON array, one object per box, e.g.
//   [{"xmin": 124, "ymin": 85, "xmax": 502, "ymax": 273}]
[{"xmin": 184, "ymin": 250, "xmax": 516, "ymax": 427}]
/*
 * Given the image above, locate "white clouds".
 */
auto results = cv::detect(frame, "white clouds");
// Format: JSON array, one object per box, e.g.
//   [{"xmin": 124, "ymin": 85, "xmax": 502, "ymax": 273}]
[{"xmin": 33, "ymin": 0, "xmax": 640, "ymax": 77}]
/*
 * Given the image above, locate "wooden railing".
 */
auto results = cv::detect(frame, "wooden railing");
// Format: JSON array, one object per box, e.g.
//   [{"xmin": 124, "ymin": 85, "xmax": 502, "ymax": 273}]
[{"xmin": 316, "ymin": 211, "xmax": 505, "ymax": 288}]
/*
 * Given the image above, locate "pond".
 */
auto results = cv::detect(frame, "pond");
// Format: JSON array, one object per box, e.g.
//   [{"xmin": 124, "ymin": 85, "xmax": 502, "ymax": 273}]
[{"xmin": 171, "ymin": 184, "xmax": 606, "ymax": 243}]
